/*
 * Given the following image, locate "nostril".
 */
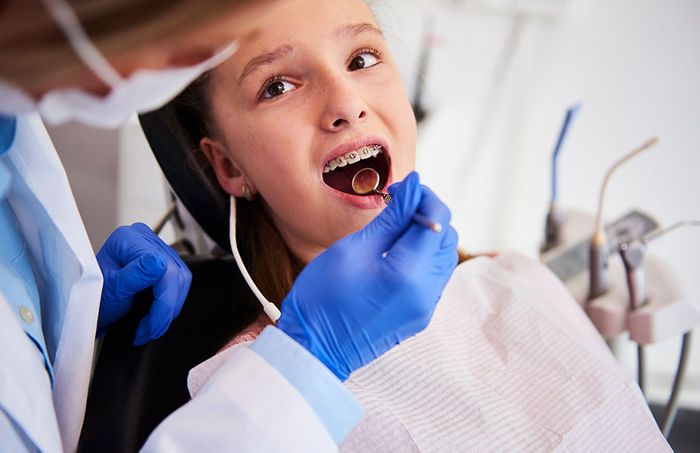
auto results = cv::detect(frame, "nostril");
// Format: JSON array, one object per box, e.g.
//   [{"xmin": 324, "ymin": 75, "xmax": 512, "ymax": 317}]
[{"xmin": 330, "ymin": 110, "xmax": 366, "ymax": 128}]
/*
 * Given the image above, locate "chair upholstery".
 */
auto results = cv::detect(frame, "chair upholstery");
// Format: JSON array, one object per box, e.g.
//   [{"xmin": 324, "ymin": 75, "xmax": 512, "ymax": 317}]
[
  {"xmin": 78, "ymin": 255, "xmax": 260, "ymax": 453},
  {"xmin": 138, "ymin": 106, "xmax": 231, "ymax": 253}
]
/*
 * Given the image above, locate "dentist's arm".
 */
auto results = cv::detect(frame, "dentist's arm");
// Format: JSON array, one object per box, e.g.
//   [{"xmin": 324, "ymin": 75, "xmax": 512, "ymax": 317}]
[{"xmin": 143, "ymin": 172, "xmax": 458, "ymax": 451}]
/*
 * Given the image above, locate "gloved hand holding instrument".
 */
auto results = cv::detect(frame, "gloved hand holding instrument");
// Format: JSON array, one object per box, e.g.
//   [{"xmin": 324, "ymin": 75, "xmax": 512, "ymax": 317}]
[{"xmin": 278, "ymin": 172, "xmax": 459, "ymax": 380}]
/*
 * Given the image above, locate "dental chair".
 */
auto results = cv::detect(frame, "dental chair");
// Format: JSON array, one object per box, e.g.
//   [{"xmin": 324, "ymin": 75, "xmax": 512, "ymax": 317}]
[{"xmin": 78, "ymin": 105, "xmax": 259, "ymax": 452}]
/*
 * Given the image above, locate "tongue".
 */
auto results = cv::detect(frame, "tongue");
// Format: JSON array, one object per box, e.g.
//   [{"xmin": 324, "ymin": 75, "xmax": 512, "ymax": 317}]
[{"xmin": 323, "ymin": 155, "xmax": 389, "ymax": 195}]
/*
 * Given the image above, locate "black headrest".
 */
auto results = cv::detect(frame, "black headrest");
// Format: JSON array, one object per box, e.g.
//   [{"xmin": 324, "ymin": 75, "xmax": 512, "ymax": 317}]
[{"xmin": 138, "ymin": 107, "xmax": 231, "ymax": 253}]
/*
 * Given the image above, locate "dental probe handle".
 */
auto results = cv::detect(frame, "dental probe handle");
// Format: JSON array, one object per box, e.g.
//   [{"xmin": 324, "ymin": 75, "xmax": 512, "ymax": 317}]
[{"xmin": 376, "ymin": 190, "xmax": 442, "ymax": 233}]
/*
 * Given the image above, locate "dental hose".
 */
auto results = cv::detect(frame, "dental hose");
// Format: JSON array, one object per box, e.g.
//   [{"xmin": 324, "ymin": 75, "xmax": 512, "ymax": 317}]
[
  {"xmin": 640, "ymin": 220, "xmax": 700, "ymax": 438},
  {"xmin": 229, "ymin": 196, "xmax": 281, "ymax": 323}
]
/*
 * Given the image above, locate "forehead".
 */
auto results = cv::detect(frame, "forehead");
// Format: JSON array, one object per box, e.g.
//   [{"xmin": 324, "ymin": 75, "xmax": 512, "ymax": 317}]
[{"xmin": 229, "ymin": 0, "xmax": 378, "ymax": 68}]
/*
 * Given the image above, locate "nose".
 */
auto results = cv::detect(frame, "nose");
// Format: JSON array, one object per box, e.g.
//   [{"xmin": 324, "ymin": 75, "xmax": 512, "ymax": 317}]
[{"xmin": 320, "ymin": 75, "xmax": 368, "ymax": 131}]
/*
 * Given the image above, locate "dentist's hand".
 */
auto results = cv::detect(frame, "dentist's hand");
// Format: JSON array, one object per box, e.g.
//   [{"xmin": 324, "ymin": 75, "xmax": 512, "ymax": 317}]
[
  {"xmin": 96, "ymin": 222, "xmax": 192, "ymax": 345},
  {"xmin": 277, "ymin": 172, "xmax": 459, "ymax": 380}
]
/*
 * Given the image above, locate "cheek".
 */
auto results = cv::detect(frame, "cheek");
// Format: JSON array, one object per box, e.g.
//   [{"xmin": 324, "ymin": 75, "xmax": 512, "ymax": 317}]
[
  {"xmin": 231, "ymin": 111, "xmax": 312, "ymax": 180},
  {"xmin": 234, "ymin": 126, "xmax": 316, "ymax": 215}
]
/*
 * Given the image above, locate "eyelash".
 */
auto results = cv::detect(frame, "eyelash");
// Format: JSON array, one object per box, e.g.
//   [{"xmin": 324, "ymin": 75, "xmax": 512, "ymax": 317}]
[
  {"xmin": 257, "ymin": 75, "xmax": 291, "ymax": 101},
  {"xmin": 348, "ymin": 47, "xmax": 383, "ymax": 67},
  {"xmin": 257, "ymin": 46, "xmax": 384, "ymax": 101}
]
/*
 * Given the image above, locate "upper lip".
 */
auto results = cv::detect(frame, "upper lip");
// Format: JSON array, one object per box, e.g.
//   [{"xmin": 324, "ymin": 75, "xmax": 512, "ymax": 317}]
[{"xmin": 321, "ymin": 135, "xmax": 390, "ymax": 171}]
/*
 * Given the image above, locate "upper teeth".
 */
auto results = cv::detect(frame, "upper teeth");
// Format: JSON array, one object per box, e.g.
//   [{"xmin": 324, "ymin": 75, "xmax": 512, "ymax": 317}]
[{"xmin": 323, "ymin": 145, "xmax": 383, "ymax": 173}]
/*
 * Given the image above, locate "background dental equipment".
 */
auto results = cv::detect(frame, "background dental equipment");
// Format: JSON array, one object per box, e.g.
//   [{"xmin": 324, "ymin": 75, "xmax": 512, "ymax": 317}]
[
  {"xmin": 540, "ymin": 116, "xmax": 699, "ymax": 440},
  {"xmin": 541, "ymin": 103, "xmax": 580, "ymax": 253}
]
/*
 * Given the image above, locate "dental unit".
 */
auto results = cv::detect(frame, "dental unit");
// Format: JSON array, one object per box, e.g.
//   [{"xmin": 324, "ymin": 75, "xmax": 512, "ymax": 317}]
[{"xmin": 539, "ymin": 113, "xmax": 699, "ymax": 440}]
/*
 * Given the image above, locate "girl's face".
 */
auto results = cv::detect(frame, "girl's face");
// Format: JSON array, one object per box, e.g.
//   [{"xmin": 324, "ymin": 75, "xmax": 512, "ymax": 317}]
[{"xmin": 203, "ymin": 0, "xmax": 416, "ymax": 263}]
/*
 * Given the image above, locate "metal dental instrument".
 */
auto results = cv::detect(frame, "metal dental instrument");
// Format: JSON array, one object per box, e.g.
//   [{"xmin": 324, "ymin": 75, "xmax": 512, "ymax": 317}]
[{"xmin": 351, "ymin": 168, "xmax": 442, "ymax": 233}]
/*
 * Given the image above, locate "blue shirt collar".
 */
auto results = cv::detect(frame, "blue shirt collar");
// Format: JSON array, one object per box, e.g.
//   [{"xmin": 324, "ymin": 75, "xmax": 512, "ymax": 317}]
[{"xmin": 0, "ymin": 114, "xmax": 17, "ymax": 156}]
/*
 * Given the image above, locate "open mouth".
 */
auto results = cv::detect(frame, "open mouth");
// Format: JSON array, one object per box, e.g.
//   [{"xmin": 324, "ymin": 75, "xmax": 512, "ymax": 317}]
[{"xmin": 322, "ymin": 144, "xmax": 390, "ymax": 195}]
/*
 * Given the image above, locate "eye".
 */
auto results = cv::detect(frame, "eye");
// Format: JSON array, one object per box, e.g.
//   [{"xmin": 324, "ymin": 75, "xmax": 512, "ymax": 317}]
[
  {"xmin": 348, "ymin": 51, "xmax": 380, "ymax": 71},
  {"xmin": 260, "ymin": 77, "xmax": 295, "ymax": 100}
]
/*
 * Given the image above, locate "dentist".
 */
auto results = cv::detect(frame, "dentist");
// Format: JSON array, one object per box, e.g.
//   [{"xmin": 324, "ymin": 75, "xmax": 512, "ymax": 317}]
[{"xmin": 0, "ymin": 0, "xmax": 458, "ymax": 451}]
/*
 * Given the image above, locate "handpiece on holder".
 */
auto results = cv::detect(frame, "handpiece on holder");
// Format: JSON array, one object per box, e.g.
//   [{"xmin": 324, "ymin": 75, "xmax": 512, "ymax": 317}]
[
  {"xmin": 619, "ymin": 220, "xmax": 700, "ymax": 429},
  {"xmin": 588, "ymin": 137, "xmax": 659, "ymax": 301},
  {"xmin": 619, "ymin": 238, "xmax": 649, "ymax": 395},
  {"xmin": 619, "ymin": 239, "xmax": 648, "ymax": 310},
  {"xmin": 542, "ymin": 104, "xmax": 580, "ymax": 253},
  {"xmin": 618, "ymin": 220, "xmax": 700, "ymax": 312}
]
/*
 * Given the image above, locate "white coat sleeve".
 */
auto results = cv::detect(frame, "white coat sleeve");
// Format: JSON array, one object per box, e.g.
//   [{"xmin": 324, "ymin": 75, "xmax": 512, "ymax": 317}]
[{"xmin": 141, "ymin": 327, "xmax": 363, "ymax": 452}]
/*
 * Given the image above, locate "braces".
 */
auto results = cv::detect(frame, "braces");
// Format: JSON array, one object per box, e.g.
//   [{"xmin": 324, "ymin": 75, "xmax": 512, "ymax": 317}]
[{"xmin": 323, "ymin": 145, "xmax": 383, "ymax": 173}]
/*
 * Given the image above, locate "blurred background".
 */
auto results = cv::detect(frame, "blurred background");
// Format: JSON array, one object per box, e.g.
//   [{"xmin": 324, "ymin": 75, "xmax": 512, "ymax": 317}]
[{"xmin": 48, "ymin": 0, "xmax": 699, "ymax": 442}]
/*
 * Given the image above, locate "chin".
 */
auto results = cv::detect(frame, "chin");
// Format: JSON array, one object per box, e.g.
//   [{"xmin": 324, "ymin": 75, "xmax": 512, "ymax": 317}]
[{"xmin": 350, "ymin": 209, "xmax": 381, "ymax": 234}]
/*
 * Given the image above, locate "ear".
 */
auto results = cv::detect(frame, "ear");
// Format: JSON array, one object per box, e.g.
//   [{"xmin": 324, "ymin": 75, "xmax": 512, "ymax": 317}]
[{"xmin": 200, "ymin": 137, "xmax": 256, "ymax": 198}]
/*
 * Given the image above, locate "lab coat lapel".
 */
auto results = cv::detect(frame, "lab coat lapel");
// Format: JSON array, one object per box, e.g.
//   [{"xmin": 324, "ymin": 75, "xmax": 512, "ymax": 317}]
[{"xmin": 5, "ymin": 113, "xmax": 102, "ymax": 453}]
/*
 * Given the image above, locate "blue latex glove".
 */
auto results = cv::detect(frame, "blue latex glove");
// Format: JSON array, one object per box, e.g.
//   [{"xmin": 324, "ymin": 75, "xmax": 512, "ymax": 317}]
[
  {"xmin": 96, "ymin": 222, "xmax": 192, "ymax": 345},
  {"xmin": 277, "ymin": 172, "xmax": 459, "ymax": 380}
]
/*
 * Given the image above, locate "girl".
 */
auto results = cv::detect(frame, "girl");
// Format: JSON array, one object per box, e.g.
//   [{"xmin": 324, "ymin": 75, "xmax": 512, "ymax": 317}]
[{"xmin": 171, "ymin": 0, "xmax": 668, "ymax": 450}]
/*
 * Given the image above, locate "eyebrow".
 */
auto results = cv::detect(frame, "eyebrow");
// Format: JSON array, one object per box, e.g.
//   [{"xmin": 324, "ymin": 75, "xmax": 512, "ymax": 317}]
[
  {"xmin": 238, "ymin": 23, "xmax": 383, "ymax": 85},
  {"xmin": 337, "ymin": 22, "xmax": 384, "ymax": 39},
  {"xmin": 239, "ymin": 44, "xmax": 294, "ymax": 84}
]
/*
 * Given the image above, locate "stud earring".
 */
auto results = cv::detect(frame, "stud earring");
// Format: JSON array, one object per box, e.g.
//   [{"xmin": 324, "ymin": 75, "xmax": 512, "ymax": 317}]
[{"xmin": 242, "ymin": 183, "xmax": 256, "ymax": 201}]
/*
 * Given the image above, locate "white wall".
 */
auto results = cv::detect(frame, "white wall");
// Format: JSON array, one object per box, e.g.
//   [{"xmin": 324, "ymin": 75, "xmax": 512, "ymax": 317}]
[{"xmin": 48, "ymin": 123, "xmax": 119, "ymax": 251}]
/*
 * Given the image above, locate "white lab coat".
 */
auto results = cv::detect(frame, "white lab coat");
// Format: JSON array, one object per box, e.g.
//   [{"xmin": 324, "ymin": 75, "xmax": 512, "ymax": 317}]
[
  {"xmin": 0, "ymin": 113, "xmax": 102, "ymax": 452},
  {"xmin": 142, "ymin": 345, "xmax": 338, "ymax": 452},
  {"xmin": 0, "ymin": 113, "xmax": 343, "ymax": 452}
]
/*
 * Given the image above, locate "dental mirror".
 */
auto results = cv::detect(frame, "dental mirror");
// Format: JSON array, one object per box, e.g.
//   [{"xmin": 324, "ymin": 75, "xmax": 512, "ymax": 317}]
[
  {"xmin": 351, "ymin": 167, "xmax": 392, "ymax": 202},
  {"xmin": 350, "ymin": 167, "xmax": 442, "ymax": 233}
]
